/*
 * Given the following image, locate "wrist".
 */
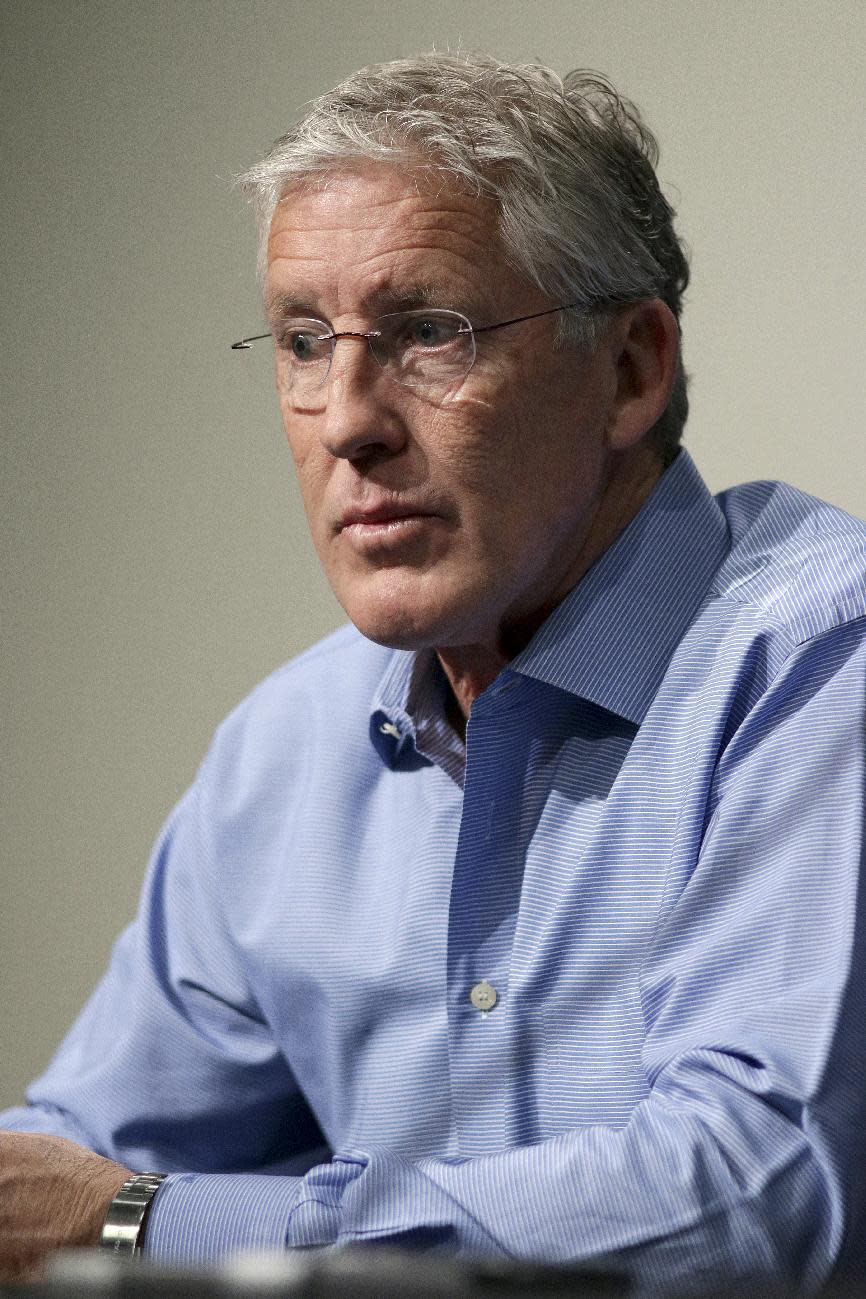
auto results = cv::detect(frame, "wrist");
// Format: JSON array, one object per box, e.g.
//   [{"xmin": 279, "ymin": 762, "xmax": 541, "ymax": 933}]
[{"xmin": 98, "ymin": 1173, "xmax": 167, "ymax": 1258}]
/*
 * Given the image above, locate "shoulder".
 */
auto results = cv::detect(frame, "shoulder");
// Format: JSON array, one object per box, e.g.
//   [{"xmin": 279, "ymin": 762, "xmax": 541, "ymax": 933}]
[
  {"xmin": 711, "ymin": 479, "xmax": 866, "ymax": 645},
  {"xmin": 200, "ymin": 624, "xmax": 396, "ymax": 787},
  {"xmin": 155, "ymin": 625, "xmax": 399, "ymax": 894},
  {"xmin": 237, "ymin": 622, "xmax": 392, "ymax": 715}
]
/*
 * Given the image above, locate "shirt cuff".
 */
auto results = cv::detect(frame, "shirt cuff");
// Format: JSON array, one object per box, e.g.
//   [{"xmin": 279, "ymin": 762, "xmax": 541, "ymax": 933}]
[{"xmin": 144, "ymin": 1172, "xmax": 305, "ymax": 1263}]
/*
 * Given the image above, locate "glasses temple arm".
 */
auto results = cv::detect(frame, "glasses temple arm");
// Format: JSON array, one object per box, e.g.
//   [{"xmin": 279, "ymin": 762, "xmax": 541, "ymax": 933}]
[
  {"xmin": 230, "ymin": 333, "xmax": 272, "ymax": 351},
  {"xmin": 470, "ymin": 303, "xmax": 584, "ymax": 338}
]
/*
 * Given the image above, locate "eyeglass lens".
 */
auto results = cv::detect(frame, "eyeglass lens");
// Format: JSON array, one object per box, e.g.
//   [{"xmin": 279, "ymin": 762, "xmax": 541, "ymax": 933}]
[{"xmin": 272, "ymin": 309, "xmax": 476, "ymax": 402}]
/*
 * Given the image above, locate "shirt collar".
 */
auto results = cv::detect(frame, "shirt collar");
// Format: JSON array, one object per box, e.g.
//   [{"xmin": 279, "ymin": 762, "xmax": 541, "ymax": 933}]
[
  {"xmin": 512, "ymin": 450, "xmax": 731, "ymax": 724},
  {"xmin": 370, "ymin": 648, "xmax": 461, "ymax": 772},
  {"xmin": 370, "ymin": 450, "xmax": 731, "ymax": 755}
]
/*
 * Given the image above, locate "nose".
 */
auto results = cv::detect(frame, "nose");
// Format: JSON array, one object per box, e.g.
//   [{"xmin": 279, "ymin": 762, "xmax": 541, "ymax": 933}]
[{"xmin": 319, "ymin": 335, "xmax": 408, "ymax": 462}]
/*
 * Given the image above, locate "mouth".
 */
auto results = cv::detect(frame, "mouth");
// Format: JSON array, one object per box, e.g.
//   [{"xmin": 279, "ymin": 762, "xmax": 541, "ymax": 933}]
[
  {"xmin": 334, "ymin": 501, "xmax": 444, "ymax": 555},
  {"xmin": 337, "ymin": 503, "xmax": 438, "ymax": 532}
]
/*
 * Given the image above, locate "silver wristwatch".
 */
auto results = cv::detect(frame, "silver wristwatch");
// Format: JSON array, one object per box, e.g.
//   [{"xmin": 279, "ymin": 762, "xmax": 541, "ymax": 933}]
[{"xmin": 98, "ymin": 1172, "xmax": 167, "ymax": 1257}]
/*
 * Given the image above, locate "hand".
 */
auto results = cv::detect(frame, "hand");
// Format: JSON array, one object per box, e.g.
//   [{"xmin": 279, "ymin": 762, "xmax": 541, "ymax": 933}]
[{"xmin": 0, "ymin": 1131, "xmax": 132, "ymax": 1282}]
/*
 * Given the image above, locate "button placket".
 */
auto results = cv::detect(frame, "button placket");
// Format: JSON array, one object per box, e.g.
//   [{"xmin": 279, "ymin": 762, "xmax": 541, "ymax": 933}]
[{"xmin": 446, "ymin": 685, "xmax": 539, "ymax": 1151}]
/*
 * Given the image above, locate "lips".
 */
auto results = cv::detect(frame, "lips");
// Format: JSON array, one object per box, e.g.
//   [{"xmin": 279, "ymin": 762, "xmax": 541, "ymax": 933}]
[{"xmin": 337, "ymin": 501, "xmax": 436, "ymax": 530}]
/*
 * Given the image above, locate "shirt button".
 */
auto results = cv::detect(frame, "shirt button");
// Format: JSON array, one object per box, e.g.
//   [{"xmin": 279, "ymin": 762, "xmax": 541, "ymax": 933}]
[{"xmin": 469, "ymin": 980, "xmax": 498, "ymax": 1012}]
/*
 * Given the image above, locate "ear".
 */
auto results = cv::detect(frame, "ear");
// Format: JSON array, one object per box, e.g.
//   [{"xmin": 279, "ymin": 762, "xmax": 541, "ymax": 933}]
[{"xmin": 604, "ymin": 299, "xmax": 680, "ymax": 452}]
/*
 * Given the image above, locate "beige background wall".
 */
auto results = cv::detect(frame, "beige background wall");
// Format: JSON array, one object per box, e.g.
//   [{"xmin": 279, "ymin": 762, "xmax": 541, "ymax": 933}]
[{"xmin": 1, "ymin": 0, "xmax": 864, "ymax": 1108}]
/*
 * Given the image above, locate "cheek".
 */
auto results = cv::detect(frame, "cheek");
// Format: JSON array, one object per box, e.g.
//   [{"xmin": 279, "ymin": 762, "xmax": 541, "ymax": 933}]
[
  {"xmin": 281, "ymin": 407, "xmax": 326, "ymax": 497},
  {"xmin": 281, "ymin": 425, "xmax": 330, "ymax": 542},
  {"xmin": 435, "ymin": 395, "xmax": 546, "ymax": 526},
  {"xmin": 428, "ymin": 392, "xmax": 520, "ymax": 490},
  {"xmin": 281, "ymin": 403, "xmax": 310, "ymax": 469}
]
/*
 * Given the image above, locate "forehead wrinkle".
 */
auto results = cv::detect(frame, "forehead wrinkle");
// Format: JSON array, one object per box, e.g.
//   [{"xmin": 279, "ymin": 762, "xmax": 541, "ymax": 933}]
[
  {"xmin": 267, "ymin": 205, "xmax": 497, "ymax": 263},
  {"xmin": 266, "ymin": 167, "xmax": 517, "ymax": 323},
  {"xmin": 267, "ymin": 231, "xmax": 500, "ymax": 322},
  {"xmin": 269, "ymin": 165, "xmax": 500, "ymax": 261}
]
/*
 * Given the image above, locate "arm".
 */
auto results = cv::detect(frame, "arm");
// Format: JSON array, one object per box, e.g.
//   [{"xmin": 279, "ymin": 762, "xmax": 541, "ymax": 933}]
[
  {"xmin": 1, "ymin": 782, "xmax": 328, "ymax": 1277},
  {"xmin": 3, "ymin": 783, "xmax": 328, "ymax": 1175}
]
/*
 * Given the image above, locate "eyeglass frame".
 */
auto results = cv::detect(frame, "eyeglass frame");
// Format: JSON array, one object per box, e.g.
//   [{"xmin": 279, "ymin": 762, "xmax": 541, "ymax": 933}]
[{"xmin": 229, "ymin": 302, "xmax": 591, "ymax": 397}]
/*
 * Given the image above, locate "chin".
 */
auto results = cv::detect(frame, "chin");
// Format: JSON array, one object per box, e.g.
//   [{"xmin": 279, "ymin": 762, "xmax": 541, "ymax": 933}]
[
  {"xmin": 344, "ymin": 606, "xmax": 445, "ymax": 652},
  {"xmin": 333, "ymin": 577, "xmax": 462, "ymax": 652}
]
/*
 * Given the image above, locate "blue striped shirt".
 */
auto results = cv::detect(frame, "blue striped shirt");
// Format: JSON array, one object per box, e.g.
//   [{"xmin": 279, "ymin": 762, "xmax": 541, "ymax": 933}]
[{"xmin": 4, "ymin": 450, "xmax": 866, "ymax": 1293}]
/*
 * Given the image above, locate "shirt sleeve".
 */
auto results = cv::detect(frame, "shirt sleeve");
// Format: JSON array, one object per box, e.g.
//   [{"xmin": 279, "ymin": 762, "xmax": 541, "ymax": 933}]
[
  {"xmin": 144, "ymin": 620, "xmax": 866, "ymax": 1292},
  {"xmin": 0, "ymin": 777, "xmax": 329, "ymax": 1180}
]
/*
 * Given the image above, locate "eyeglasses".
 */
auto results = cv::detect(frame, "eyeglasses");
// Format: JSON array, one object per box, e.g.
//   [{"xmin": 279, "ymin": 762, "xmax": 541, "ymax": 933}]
[{"xmin": 230, "ymin": 303, "xmax": 583, "ymax": 404}]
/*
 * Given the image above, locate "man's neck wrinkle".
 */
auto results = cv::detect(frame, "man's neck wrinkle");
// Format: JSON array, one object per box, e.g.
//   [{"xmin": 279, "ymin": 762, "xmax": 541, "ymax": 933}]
[{"xmin": 436, "ymin": 644, "xmax": 508, "ymax": 728}]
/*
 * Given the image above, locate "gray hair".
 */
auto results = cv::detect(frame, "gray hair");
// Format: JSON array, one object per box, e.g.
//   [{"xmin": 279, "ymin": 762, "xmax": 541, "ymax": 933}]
[{"xmin": 238, "ymin": 53, "xmax": 690, "ymax": 461}]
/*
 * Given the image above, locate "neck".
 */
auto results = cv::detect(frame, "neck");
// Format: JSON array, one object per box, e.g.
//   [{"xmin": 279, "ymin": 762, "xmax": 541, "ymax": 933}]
[
  {"xmin": 438, "ymin": 644, "xmax": 509, "ymax": 740},
  {"xmin": 436, "ymin": 443, "xmax": 664, "ymax": 737}
]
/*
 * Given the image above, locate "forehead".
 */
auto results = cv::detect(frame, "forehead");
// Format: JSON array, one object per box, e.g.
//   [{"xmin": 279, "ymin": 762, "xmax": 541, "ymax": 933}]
[{"xmin": 265, "ymin": 160, "xmax": 512, "ymax": 315}]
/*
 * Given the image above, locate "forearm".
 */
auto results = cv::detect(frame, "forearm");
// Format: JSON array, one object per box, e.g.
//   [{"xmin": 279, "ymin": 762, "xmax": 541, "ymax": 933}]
[
  {"xmin": 141, "ymin": 1076, "xmax": 836, "ymax": 1294},
  {"xmin": 0, "ymin": 1077, "xmax": 836, "ymax": 1292}
]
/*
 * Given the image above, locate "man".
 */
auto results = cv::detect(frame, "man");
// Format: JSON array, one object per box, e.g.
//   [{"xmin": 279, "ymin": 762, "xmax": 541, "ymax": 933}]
[{"xmin": 2, "ymin": 52, "xmax": 865, "ymax": 1293}]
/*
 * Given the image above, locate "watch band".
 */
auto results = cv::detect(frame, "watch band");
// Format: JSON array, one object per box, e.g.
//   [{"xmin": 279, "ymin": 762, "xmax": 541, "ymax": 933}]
[{"xmin": 98, "ymin": 1172, "xmax": 167, "ymax": 1258}]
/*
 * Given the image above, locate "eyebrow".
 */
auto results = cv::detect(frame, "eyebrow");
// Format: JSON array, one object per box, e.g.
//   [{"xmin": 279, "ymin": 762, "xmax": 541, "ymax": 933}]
[
  {"xmin": 266, "ymin": 293, "xmax": 322, "ymax": 322},
  {"xmin": 374, "ymin": 283, "xmax": 459, "ymax": 313},
  {"xmin": 265, "ymin": 282, "xmax": 480, "ymax": 324}
]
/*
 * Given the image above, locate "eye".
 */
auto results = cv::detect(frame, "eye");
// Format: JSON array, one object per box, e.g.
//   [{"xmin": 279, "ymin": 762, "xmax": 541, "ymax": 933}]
[
  {"xmin": 273, "ymin": 321, "xmax": 331, "ymax": 364},
  {"xmin": 402, "ymin": 315, "xmax": 462, "ymax": 349},
  {"xmin": 287, "ymin": 330, "xmax": 324, "ymax": 362}
]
